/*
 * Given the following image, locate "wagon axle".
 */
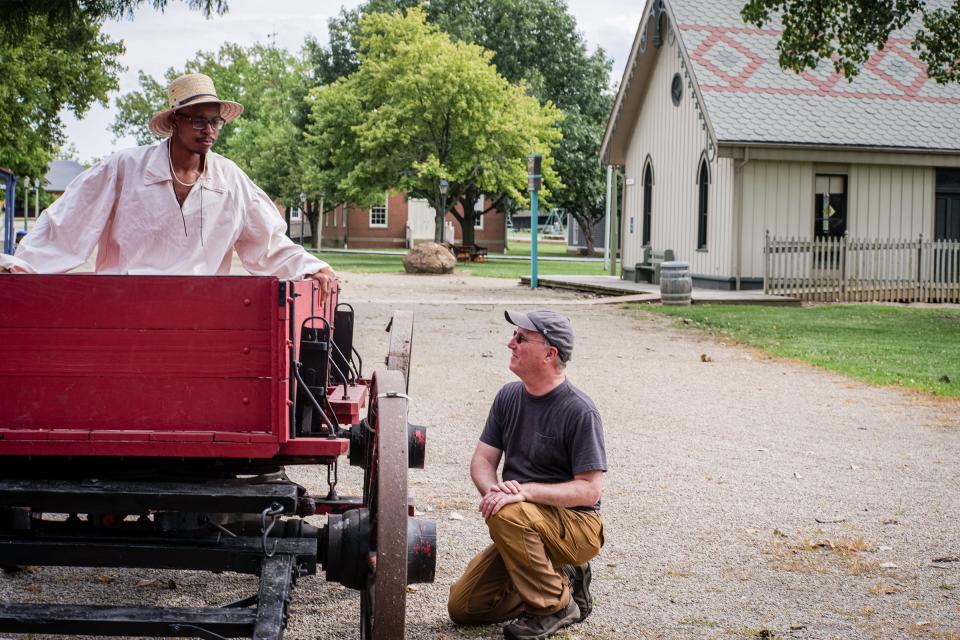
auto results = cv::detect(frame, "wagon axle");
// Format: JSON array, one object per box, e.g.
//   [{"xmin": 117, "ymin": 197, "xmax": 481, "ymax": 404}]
[{"xmin": 321, "ymin": 508, "xmax": 437, "ymax": 589}]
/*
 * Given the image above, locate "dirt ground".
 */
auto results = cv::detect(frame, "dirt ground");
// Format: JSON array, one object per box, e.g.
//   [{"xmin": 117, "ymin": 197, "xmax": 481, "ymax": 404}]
[{"xmin": 2, "ymin": 271, "xmax": 959, "ymax": 640}]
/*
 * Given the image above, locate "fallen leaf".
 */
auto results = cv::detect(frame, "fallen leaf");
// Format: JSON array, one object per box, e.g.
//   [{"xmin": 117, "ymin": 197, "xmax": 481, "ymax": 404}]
[
  {"xmin": 96, "ymin": 574, "xmax": 115, "ymax": 584},
  {"xmin": 136, "ymin": 579, "xmax": 158, "ymax": 588},
  {"xmin": 700, "ymin": 353, "xmax": 712, "ymax": 362},
  {"xmin": 406, "ymin": 585, "xmax": 418, "ymax": 593}
]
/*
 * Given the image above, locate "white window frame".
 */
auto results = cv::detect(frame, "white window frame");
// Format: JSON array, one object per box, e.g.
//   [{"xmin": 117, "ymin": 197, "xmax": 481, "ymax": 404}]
[
  {"xmin": 369, "ymin": 198, "xmax": 388, "ymax": 228},
  {"xmin": 474, "ymin": 194, "xmax": 485, "ymax": 229}
]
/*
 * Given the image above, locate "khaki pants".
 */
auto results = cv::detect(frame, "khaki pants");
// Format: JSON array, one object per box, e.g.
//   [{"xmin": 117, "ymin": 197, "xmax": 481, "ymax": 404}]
[{"xmin": 448, "ymin": 502, "xmax": 603, "ymax": 625}]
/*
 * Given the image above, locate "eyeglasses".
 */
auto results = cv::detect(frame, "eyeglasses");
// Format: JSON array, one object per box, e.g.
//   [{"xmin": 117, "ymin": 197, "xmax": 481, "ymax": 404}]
[
  {"xmin": 512, "ymin": 330, "xmax": 547, "ymax": 346},
  {"xmin": 176, "ymin": 114, "xmax": 226, "ymax": 131}
]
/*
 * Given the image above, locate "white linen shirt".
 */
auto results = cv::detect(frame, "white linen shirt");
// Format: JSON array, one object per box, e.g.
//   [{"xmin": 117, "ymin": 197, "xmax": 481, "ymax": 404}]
[{"xmin": 2, "ymin": 140, "xmax": 329, "ymax": 278}]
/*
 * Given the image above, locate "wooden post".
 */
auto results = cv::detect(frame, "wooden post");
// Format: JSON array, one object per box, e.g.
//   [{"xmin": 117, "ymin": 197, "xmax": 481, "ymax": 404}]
[{"xmin": 763, "ymin": 230, "xmax": 770, "ymax": 294}]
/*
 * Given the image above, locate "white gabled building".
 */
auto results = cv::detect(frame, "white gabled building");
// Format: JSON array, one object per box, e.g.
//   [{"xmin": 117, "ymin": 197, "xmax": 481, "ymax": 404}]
[{"xmin": 600, "ymin": 0, "xmax": 960, "ymax": 289}]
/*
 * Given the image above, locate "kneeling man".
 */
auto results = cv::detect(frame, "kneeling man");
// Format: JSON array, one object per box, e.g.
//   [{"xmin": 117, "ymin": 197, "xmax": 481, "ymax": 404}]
[{"xmin": 448, "ymin": 310, "xmax": 606, "ymax": 640}]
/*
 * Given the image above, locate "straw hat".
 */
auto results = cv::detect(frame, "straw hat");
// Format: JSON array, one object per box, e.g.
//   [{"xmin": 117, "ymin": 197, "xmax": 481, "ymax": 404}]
[{"xmin": 148, "ymin": 73, "xmax": 244, "ymax": 137}]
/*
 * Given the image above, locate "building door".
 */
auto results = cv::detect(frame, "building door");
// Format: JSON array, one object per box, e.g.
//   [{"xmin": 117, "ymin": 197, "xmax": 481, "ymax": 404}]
[
  {"xmin": 814, "ymin": 174, "xmax": 847, "ymax": 239},
  {"xmin": 934, "ymin": 169, "xmax": 960, "ymax": 286},
  {"xmin": 935, "ymin": 169, "xmax": 960, "ymax": 241},
  {"xmin": 813, "ymin": 174, "xmax": 847, "ymax": 272}
]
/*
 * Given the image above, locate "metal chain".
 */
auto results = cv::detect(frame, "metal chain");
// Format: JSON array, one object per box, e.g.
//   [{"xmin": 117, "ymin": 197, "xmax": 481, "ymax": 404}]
[{"xmin": 260, "ymin": 502, "xmax": 284, "ymax": 557}]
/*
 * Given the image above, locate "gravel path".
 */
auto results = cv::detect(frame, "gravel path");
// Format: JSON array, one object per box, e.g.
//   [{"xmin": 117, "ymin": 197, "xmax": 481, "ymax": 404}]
[{"xmin": 3, "ymin": 272, "xmax": 958, "ymax": 640}]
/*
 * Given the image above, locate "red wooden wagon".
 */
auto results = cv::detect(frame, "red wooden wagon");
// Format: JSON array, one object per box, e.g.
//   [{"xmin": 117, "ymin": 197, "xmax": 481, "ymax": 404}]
[{"xmin": 0, "ymin": 274, "xmax": 434, "ymax": 639}]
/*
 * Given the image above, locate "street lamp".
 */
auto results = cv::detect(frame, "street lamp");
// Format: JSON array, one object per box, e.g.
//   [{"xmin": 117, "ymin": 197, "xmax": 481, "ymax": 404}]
[
  {"xmin": 299, "ymin": 192, "xmax": 307, "ymax": 246},
  {"xmin": 437, "ymin": 178, "xmax": 449, "ymax": 243}
]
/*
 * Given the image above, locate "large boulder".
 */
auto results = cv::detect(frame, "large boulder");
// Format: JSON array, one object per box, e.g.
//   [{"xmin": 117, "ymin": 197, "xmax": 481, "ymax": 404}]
[{"xmin": 403, "ymin": 242, "xmax": 456, "ymax": 274}]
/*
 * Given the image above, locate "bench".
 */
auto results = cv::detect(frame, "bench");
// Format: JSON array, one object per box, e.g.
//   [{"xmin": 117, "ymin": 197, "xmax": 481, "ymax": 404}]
[
  {"xmin": 634, "ymin": 248, "xmax": 674, "ymax": 284},
  {"xmin": 451, "ymin": 244, "xmax": 488, "ymax": 262}
]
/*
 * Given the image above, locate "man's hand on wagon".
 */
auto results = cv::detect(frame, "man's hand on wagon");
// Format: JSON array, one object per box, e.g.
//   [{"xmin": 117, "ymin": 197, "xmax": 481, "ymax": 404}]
[{"xmin": 309, "ymin": 266, "xmax": 338, "ymax": 302}]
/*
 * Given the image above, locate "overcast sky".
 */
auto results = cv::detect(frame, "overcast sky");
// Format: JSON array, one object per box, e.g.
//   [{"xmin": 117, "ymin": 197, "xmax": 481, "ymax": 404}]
[{"xmin": 61, "ymin": 0, "xmax": 642, "ymax": 163}]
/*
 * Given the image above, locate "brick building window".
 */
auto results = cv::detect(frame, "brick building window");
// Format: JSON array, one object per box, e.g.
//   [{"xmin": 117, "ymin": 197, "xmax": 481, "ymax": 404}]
[
  {"xmin": 474, "ymin": 194, "xmax": 485, "ymax": 229},
  {"xmin": 369, "ymin": 201, "xmax": 387, "ymax": 228}
]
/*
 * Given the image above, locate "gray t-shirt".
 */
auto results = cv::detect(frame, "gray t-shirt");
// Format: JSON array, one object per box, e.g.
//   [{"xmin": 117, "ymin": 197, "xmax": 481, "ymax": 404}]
[{"xmin": 480, "ymin": 379, "xmax": 607, "ymax": 511}]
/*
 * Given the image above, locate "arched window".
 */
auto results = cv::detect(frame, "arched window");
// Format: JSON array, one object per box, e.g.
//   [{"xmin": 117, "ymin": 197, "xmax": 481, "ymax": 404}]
[
  {"xmin": 642, "ymin": 158, "xmax": 653, "ymax": 246},
  {"xmin": 697, "ymin": 158, "xmax": 709, "ymax": 249}
]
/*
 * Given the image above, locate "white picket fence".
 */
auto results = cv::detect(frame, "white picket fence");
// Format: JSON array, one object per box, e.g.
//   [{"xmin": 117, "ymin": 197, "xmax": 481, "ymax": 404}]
[{"xmin": 764, "ymin": 232, "xmax": 960, "ymax": 303}]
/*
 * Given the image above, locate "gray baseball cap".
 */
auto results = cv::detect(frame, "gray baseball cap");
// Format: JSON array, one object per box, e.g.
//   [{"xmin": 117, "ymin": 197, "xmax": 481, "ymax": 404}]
[{"xmin": 504, "ymin": 309, "xmax": 574, "ymax": 362}]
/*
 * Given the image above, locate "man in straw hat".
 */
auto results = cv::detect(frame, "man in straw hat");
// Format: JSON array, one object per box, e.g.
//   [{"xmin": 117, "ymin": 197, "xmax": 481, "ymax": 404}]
[
  {"xmin": 1, "ymin": 73, "xmax": 336, "ymax": 298},
  {"xmin": 448, "ymin": 310, "xmax": 606, "ymax": 640}
]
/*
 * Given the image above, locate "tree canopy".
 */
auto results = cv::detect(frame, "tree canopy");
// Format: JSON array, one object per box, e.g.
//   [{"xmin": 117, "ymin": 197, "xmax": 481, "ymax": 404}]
[
  {"xmin": 0, "ymin": 11, "xmax": 123, "ymax": 178},
  {"xmin": 303, "ymin": 8, "xmax": 562, "ymax": 244},
  {"xmin": 741, "ymin": 0, "xmax": 960, "ymax": 84},
  {"xmin": 0, "ymin": 0, "xmax": 229, "ymax": 180},
  {"xmin": 310, "ymin": 0, "xmax": 614, "ymax": 247}
]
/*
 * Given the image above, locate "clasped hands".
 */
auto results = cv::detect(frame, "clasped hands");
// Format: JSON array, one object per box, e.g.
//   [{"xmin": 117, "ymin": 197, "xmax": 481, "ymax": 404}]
[{"xmin": 479, "ymin": 480, "xmax": 525, "ymax": 519}]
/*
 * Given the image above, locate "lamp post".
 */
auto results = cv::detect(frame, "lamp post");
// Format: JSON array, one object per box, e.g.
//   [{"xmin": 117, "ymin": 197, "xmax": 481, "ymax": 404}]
[
  {"xmin": 527, "ymin": 154, "xmax": 542, "ymax": 289},
  {"xmin": 299, "ymin": 192, "xmax": 307, "ymax": 246},
  {"xmin": 437, "ymin": 178, "xmax": 449, "ymax": 243}
]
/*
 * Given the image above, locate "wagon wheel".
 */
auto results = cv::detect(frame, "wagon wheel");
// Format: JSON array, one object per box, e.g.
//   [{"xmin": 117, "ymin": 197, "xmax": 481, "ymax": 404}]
[
  {"xmin": 385, "ymin": 310, "xmax": 414, "ymax": 393},
  {"xmin": 360, "ymin": 369, "xmax": 409, "ymax": 640}
]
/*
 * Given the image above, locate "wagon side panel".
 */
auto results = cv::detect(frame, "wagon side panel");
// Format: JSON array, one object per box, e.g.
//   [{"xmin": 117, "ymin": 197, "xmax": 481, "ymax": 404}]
[{"xmin": 0, "ymin": 274, "xmax": 282, "ymax": 457}]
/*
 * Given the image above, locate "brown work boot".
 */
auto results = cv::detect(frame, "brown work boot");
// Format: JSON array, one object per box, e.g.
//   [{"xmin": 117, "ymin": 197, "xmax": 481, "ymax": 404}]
[
  {"xmin": 502, "ymin": 597, "xmax": 580, "ymax": 640},
  {"xmin": 562, "ymin": 562, "xmax": 593, "ymax": 622}
]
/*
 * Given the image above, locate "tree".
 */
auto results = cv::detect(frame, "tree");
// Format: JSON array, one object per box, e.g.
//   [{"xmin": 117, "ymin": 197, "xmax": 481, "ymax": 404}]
[
  {"xmin": 303, "ymin": 8, "xmax": 562, "ymax": 245},
  {"xmin": 1, "ymin": 0, "xmax": 227, "ymax": 32},
  {"xmin": 741, "ymin": 0, "xmax": 960, "ymax": 84},
  {"xmin": 309, "ymin": 0, "xmax": 614, "ymax": 244},
  {"xmin": 0, "ymin": 0, "xmax": 228, "ymax": 181},
  {"xmin": 0, "ymin": 11, "xmax": 123, "ymax": 179}
]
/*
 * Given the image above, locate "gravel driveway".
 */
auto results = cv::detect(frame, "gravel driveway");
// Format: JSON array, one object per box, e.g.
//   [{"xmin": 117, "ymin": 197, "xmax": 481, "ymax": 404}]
[{"xmin": 3, "ymin": 272, "xmax": 958, "ymax": 640}]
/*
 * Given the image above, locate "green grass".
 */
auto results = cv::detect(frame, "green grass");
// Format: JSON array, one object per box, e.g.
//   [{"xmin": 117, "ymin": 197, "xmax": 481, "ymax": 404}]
[
  {"xmin": 314, "ymin": 250, "xmax": 606, "ymax": 279},
  {"xmin": 643, "ymin": 304, "xmax": 960, "ymax": 397},
  {"xmin": 315, "ymin": 252, "xmax": 409, "ymax": 274},
  {"xmin": 504, "ymin": 239, "xmax": 570, "ymax": 257}
]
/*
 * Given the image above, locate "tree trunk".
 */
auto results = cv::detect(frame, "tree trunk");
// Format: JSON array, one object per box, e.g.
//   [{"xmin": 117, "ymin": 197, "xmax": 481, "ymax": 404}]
[
  {"xmin": 581, "ymin": 212, "xmax": 595, "ymax": 255},
  {"xmin": 307, "ymin": 200, "xmax": 321, "ymax": 250},
  {"xmin": 459, "ymin": 187, "xmax": 480, "ymax": 246}
]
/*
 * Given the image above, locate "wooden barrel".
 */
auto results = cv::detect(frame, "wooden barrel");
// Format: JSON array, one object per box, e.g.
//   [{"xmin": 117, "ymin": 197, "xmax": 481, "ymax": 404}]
[{"xmin": 660, "ymin": 261, "xmax": 692, "ymax": 305}]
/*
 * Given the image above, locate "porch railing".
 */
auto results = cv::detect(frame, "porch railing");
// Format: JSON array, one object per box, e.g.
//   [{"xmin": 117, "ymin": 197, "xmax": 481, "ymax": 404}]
[{"xmin": 764, "ymin": 232, "xmax": 960, "ymax": 303}]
